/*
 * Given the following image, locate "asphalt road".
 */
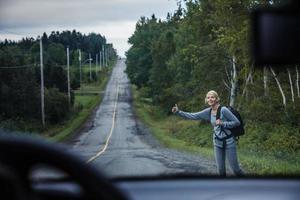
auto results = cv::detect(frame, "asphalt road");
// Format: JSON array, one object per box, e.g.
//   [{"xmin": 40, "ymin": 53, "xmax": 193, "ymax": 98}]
[{"xmin": 70, "ymin": 59, "xmax": 216, "ymax": 177}]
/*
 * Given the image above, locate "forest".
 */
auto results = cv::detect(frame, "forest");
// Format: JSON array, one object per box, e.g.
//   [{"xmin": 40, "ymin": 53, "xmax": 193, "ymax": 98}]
[
  {"xmin": 126, "ymin": 0, "xmax": 300, "ymax": 173},
  {"xmin": 0, "ymin": 30, "xmax": 117, "ymax": 129}
]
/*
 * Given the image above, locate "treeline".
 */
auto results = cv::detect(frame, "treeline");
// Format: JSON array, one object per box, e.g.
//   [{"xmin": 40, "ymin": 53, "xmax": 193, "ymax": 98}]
[
  {"xmin": 126, "ymin": 0, "xmax": 300, "ymax": 158},
  {"xmin": 1, "ymin": 30, "xmax": 114, "ymax": 66},
  {"xmin": 0, "ymin": 30, "xmax": 117, "ymax": 127}
]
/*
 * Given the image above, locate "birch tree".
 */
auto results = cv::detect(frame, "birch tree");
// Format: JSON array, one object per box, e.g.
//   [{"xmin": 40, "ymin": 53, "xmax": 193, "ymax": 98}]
[
  {"xmin": 263, "ymin": 66, "xmax": 269, "ymax": 97},
  {"xmin": 296, "ymin": 65, "xmax": 300, "ymax": 98},
  {"xmin": 223, "ymin": 64, "xmax": 231, "ymax": 92},
  {"xmin": 230, "ymin": 56, "xmax": 238, "ymax": 107},
  {"xmin": 287, "ymin": 68, "xmax": 295, "ymax": 103},
  {"xmin": 270, "ymin": 66, "xmax": 286, "ymax": 107},
  {"xmin": 241, "ymin": 69, "xmax": 253, "ymax": 100},
  {"xmin": 210, "ymin": 0, "xmax": 250, "ymax": 108}
]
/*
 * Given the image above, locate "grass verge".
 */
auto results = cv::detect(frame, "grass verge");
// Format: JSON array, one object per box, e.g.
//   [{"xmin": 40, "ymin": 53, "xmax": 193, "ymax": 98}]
[{"xmin": 47, "ymin": 67, "xmax": 112, "ymax": 142}]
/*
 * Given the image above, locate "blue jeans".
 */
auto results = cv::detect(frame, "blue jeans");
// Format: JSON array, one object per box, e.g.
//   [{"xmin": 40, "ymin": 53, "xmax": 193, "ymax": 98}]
[{"xmin": 214, "ymin": 143, "xmax": 244, "ymax": 176}]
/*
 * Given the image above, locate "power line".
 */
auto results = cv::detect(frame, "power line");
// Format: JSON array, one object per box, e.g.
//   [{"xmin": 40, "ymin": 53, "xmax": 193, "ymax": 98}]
[
  {"xmin": 0, "ymin": 64, "xmax": 66, "ymax": 69},
  {"xmin": 44, "ymin": 64, "xmax": 67, "ymax": 69},
  {"xmin": 0, "ymin": 64, "xmax": 36, "ymax": 69}
]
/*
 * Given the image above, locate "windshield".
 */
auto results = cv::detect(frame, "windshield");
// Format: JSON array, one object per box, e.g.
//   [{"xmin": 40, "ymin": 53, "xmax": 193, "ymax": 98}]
[{"xmin": 0, "ymin": 0, "xmax": 299, "ymax": 178}]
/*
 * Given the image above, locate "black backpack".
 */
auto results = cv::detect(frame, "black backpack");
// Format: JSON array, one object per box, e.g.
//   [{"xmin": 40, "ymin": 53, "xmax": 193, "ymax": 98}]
[{"xmin": 211, "ymin": 105, "xmax": 245, "ymax": 139}]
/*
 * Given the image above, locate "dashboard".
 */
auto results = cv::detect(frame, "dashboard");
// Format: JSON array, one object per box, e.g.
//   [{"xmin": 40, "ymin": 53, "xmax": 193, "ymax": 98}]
[
  {"xmin": 117, "ymin": 179, "xmax": 300, "ymax": 200},
  {"xmin": 115, "ymin": 178, "xmax": 300, "ymax": 200},
  {"xmin": 31, "ymin": 177, "xmax": 300, "ymax": 200}
]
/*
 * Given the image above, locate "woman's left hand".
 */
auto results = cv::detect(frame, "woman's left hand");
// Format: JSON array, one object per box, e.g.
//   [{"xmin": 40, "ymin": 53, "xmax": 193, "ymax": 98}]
[{"xmin": 216, "ymin": 119, "xmax": 222, "ymax": 125}]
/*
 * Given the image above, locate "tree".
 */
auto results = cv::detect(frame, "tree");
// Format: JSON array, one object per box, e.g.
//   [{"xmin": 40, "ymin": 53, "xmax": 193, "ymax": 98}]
[
  {"xmin": 46, "ymin": 43, "xmax": 66, "ymax": 65},
  {"xmin": 126, "ymin": 15, "xmax": 162, "ymax": 88},
  {"xmin": 149, "ymin": 30, "xmax": 176, "ymax": 109}
]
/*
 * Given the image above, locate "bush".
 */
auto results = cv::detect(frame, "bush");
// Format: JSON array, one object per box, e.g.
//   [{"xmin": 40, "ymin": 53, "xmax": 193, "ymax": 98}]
[
  {"xmin": 71, "ymin": 75, "xmax": 80, "ymax": 90},
  {"xmin": 285, "ymin": 102, "xmax": 300, "ymax": 127},
  {"xmin": 244, "ymin": 97, "xmax": 284, "ymax": 125},
  {"xmin": 170, "ymin": 120, "xmax": 213, "ymax": 148},
  {"xmin": 240, "ymin": 122, "xmax": 300, "ymax": 161},
  {"xmin": 139, "ymin": 86, "xmax": 152, "ymax": 98},
  {"xmin": 45, "ymin": 88, "xmax": 70, "ymax": 124}
]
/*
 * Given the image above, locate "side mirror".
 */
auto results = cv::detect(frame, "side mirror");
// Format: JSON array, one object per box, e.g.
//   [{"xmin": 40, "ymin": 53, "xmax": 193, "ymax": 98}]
[{"xmin": 251, "ymin": 3, "xmax": 300, "ymax": 66}]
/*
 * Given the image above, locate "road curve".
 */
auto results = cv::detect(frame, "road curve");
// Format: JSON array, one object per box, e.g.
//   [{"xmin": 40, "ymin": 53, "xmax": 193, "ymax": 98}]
[{"xmin": 70, "ymin": 59, "xmax": 216, "ymax": 177}]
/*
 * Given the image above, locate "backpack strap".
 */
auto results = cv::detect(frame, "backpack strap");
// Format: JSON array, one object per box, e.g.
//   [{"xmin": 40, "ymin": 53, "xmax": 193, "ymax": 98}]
[
  {"xmin": 216, "ymin": 105, "xmax": 222, "ymax": 120},
  {"xmin": 210, "ymin": 105, "xmax": 222, "ymax": 121},
  {"xmin": 215, "ymin": 105, "xmax": 231, "ymax": 140},
  {"xmin": 210, "ymin": 105, "xmax": 233, "ymax": 141}
]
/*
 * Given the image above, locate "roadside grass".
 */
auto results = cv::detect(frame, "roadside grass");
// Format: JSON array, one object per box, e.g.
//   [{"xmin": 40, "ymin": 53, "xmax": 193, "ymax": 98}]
[
  {"xmin": 48, "ymin": 94, "xmax": 101, "ymax": 142},
  {"xmin": 47, "ymin": 66, "xmax": 113, "ymax": 142},
  {"xmin": 239, "ymin": 150, "xmax": 300, "ymax": 175},
  {"xmin": 132, "ymin": 85, "xmax": 300, "ymax": 175}
]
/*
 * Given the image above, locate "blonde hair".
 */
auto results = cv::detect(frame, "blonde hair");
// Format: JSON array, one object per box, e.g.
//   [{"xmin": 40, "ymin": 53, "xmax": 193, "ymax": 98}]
[{"xmin": 204, "ymin": 90, "xmax": 220, "ymax": 104}]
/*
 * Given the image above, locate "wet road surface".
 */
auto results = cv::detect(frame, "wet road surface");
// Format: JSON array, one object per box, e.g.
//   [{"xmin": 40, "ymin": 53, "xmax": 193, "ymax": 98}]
[{"xmin": 70, "ymin": 59, "xmax": 216, "ymax": 177}]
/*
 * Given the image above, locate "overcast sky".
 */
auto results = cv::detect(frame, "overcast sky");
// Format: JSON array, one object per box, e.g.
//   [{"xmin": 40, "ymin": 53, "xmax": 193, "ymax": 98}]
[{"xmin": 0, "ymin": 0, "xmax": 179, "ymax": 57}]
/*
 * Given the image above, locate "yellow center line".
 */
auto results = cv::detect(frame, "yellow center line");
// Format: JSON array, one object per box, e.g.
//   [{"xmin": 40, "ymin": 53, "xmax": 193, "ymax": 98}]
[{"xmin": 86, "ymin": 82, "xmax": 120, "ymax": 163}]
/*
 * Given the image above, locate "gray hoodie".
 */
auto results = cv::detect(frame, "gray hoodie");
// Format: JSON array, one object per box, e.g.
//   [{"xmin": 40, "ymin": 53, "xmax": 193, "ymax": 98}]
[{"xmin": 176, "ymin": 106, "xmax": 240, "ymax": 148}]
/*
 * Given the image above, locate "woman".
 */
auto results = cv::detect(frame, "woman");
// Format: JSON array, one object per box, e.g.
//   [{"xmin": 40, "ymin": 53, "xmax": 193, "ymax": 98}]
[{"xmin": 172, "ymin": 90, "xmax": 244, "ymax": 176}]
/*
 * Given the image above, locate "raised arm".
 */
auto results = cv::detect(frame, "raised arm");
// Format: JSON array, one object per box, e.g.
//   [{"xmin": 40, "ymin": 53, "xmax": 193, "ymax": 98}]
[{"xmin": 173, "ymin": 106, "xmax": 210, "ymax": 121}]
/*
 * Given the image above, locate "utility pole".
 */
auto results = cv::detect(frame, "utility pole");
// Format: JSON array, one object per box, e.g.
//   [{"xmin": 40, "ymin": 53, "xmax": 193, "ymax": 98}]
[
  {"xmin": 96, "ymin": 54, "xmax": 98, "ymax": 70},
  {"xmin": 102, "ymin": 45, "xmax": 105, "ymax": 67},
  {"xmin": 106, "ymin": 45, "xmax": 108, "ymax": 66},
  {"xmin": 67, "ymin": 47, "xmax": 71, "ymax": 105},
  {"xmin": 99, "ymin": 50, "xmax": 102, "ymax": 71},
  {"xmin": 39, "ymin": 38, "xmax": 45, "ymax": 127},
  {"xmin": 78, "ymin": 49, "xmax": 82, "ymax": 92},
  {"xmin": 107, "ymin": 44, "xmax": 111, "ymax": 62},
  {"xmin": 89, "ymin": 53, "xmax": 92, "ymax": 81}
]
